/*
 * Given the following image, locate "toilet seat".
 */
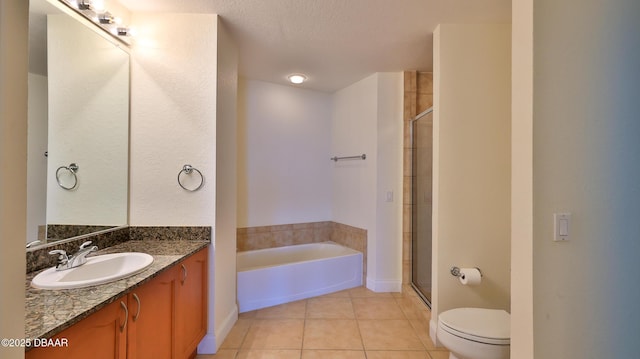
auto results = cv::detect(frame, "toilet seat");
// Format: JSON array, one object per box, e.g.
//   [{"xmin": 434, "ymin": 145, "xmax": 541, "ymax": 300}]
[{"xmin": 438, "ymin": 308, "xmax": 510, "ymax": 346}]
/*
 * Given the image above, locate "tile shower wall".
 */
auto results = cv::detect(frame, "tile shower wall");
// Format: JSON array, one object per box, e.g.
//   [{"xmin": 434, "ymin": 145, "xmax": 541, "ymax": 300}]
[
  {"xmin": 403, "ymin": 71, "xmax": 433, "ymax": 283},
  {"xmin": 237, "ymin": 221, "xmax": 367, "ymax": 282}
]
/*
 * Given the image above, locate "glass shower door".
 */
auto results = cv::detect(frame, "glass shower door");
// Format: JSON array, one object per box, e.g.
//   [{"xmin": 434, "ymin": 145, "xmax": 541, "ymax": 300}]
[{"xmin": 411, "ymin": 110, "xmax": 433, "ymax": 307}]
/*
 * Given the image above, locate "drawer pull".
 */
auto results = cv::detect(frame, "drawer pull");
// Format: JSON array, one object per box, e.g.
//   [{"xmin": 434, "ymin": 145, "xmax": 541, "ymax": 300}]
[
  {"xmin": 132, "ymin": 293, "xmax": 141, "ymax": 322},
  {"xmin": 181, "ymin": 264, "xmax": 187, "ymax": 284},
  {"xmin": 120, "ymin": 301, "xmax": 128, "ymax": 333}
]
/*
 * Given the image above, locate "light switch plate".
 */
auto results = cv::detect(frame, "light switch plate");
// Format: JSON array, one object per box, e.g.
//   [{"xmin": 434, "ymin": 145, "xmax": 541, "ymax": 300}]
[
  {"xmin": 385, "ymin": 191, "xmax": 393, "ymax": 202},
  {"xmin": 554, "ymin": 213, "xmax": 571, "ymax": 242}
]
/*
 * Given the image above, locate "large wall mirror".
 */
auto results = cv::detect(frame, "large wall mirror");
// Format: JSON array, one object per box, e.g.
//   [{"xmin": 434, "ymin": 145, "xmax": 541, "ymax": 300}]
[{"xmin": 27, "ymin": 0, "xmax": 130, "ymax": 250}]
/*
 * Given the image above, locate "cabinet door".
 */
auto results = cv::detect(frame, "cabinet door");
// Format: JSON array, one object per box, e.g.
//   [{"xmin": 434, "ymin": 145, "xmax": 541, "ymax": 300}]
[
  {"xmin": 26, "ymin": 298, "xmax": 127, "ymax": 359},
  {"xmin": 175, "ymin": 248, "xmax": 208, "ymax": 359},
  {"xmin": 127, "ymin": 267, "xmax": 177, "ymax": 359}
]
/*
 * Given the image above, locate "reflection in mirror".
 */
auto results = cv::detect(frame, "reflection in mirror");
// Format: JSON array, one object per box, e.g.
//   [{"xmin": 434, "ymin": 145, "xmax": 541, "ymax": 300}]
[{"xmin": 27, "ymin": 0, "xmax": 129, "ymax": 250}]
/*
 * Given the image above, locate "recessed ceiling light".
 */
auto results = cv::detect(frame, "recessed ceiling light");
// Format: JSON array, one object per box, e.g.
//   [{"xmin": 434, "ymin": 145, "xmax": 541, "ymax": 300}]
[{"xmin": 288, "ymin": 74, "xmax": 307, "ymax": 84}]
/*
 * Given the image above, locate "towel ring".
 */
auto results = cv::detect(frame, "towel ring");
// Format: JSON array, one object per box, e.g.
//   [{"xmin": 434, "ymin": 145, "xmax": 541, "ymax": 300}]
[
  {"xmin": 56, "ymin": 163, "xmax": 79, "ymax": 190},
  {"xmin": 178, "ymin": 164, "xmax": 204, "ymax": 192}
]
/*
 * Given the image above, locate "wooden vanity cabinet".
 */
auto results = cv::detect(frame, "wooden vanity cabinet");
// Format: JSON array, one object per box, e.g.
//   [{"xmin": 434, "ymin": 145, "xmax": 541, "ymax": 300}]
[
  {"xmin": 175, "ymin": 248, "xmax": 208, "ymax": 359},
  {"xmin": 127, "ymin": 266, "xmax": 178, "ymax": 359},
  {"xmin": 27, "ymin": 248, "xmax": 208, "ymax": 359},
  {"xmin": 26, "ymin": 299, "xmax": 127, "ymax": 359}
]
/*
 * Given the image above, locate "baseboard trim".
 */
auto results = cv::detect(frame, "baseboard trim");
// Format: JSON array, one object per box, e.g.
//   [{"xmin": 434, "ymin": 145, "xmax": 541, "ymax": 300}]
[
  {"xmin": 197, "ymin": 304, "xmax": 238, "ymax": 354},
  {"xmin": 366, "ymin": 277, "xmax": 402, "ymax": 292},
  {"xmin": 197, "ymin": 333, "xmax": 216, "ymax": 355},
  {"xmin": 430, "ymin": 318, "xmax": 439, "ymax": 346}
]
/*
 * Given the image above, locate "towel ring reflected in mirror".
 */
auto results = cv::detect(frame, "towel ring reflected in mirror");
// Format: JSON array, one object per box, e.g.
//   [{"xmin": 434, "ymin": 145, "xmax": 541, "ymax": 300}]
[
  {"xmin": 178, "ymin": 164, "xmax": 204, "ymax": 192},
  {"xmin": 56, "ymin": 163, "xmax": 79, "ymax": 190}
]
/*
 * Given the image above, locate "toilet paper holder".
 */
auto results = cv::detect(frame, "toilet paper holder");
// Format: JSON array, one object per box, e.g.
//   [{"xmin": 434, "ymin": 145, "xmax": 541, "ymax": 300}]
[{"xmin": 450, "ymin": 266, "xmax": 483, "ymax": 278}]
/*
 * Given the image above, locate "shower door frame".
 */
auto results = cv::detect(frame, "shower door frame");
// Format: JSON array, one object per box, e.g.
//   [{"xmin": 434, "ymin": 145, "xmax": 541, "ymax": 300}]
[{"xmin": 410, "ymin": 107, "xmax": 433, "ymax": 309}]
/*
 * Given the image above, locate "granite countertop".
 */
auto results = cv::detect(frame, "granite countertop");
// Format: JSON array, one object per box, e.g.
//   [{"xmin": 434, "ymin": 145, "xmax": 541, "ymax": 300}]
[{"xmin": 25, "ymin": 240, "xmax": 210, "ymax": 342}]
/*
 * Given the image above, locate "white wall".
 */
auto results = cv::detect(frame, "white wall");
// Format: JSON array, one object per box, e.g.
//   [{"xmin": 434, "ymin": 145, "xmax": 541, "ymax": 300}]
[
  {"xmin": 130, "ymin": 13, "xmax": 217, "ymax": 227},
  {"xmin": 331, "ymin": 74, "xmax": 379, "ymax": 286},
  {"xmin": 208, "ymin": 17, "xmax": 239, "ymax": 353},
  {"xmin": 431, "ymin": 24, "xmax": 511, "ymax": 339},
  {"xmin": 511, "ymin": 0, "xmax": 534, "ymax": 357},
  {"xmin": 237, "ymin": 79, "xmax": 332, "ymax": 227},
  {"xmin": 130, "ymin": 13, "xmax": 235, "ymax": 351},
  {"xmin": 532, "ymin": 0, "xmax": 640, "ymax": 357},
  {"xmin": 27, "ymin": 73, "xmax": 48, "ymax": 242},
  {"xmin": 331, "ymin": 74, "xmax": 378, "ymax": 229},
  {"xmin": 0, "ymin": 0, "xmax": 28, "ymax": 357},
  {"xmin": 331, "ymin": 72, "xmax": 404, "ymax": 291},
  {"xmin": 374, "ymin": 73, "xmax": 404, "ymax": 288}
]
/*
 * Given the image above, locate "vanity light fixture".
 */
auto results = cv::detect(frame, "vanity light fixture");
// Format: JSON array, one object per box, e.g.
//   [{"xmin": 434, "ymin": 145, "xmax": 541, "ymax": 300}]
[
  {"xmin": 77, "ymin": 0, "xmax": 104, "ymax": 11},
  {"xmin": 114, "ymin": 27, "xmax": 135, "ymax": 37},
  {"xmin": 59, "ymin": 0, "xmax": 133, "ymax": 44},
  {"xmin": 98, "ymin": 12, "xmax": 114, "ymax": 24},
  {"xmin": 76, "ymin": 0, "xmax": 92, "ymax": 10},
  {"xmin": 288, "ymin": 74, "xmax": 307, "ymax": 84}
]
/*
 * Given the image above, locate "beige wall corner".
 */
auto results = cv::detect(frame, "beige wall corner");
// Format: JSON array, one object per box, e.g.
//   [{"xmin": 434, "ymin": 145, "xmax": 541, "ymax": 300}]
[
  {"xmin": 0, "ymin": 0, "xmax": 28, "ymax": 357},
  {"xmin": 431, "ymin": 23, "xmax": 512, "ymax": 340},
  {"xmin": 511, "ymin": 0, "xmax": 534, "ymax": 357},
  {"xmin": 532, "ymin": 0, "xmax": 640, "ymax": 357},
  {"xmin": 212, "ymin": 16, "xmax": 240, "ymax": 353}
]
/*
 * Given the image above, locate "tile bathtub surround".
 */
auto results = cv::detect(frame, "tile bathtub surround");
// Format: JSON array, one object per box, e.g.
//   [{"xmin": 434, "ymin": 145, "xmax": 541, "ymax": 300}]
[
  {"xmin": 26, "ymin": 226, "xmax": 212, "ymax": 273},
  {"xmin": 237, "ymin": 221, "xmax": 365, "ymax": 252},
  {"xmin": 194, "ymin": 285, "xmax": 448, "ymax": 359},
  {"xmin": 237, "ymin": 221, "xmax": 367, "ymax": 281},
  {"xmin": 237, "ymin": 221, "xmax": 332, "ymax": 251},
  {"xmin": 329, "ymin": 222, "xmax": 368, "ymax": 281},
  {"xmin": 329, "ymin": 222, "xmax": 366, "ymax": 254}
]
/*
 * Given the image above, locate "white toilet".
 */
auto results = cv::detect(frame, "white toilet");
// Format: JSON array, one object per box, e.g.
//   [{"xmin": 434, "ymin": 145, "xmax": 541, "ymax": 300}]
[{"xmin": 436, "ymin": 307, "xmax": 510, "ymax": 359}]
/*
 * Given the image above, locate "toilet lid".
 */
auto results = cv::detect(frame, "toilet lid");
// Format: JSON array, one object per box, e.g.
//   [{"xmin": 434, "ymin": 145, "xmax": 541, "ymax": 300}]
[{"xmin": 439, "ymin": 308, "xmax": 510, "ymax": 345}]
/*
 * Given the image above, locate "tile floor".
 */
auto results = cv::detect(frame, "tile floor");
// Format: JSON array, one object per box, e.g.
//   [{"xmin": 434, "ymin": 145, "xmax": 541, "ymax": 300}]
[{"xmin": 196, "ymin": 285, "xmax": 449, "ymax": 359}]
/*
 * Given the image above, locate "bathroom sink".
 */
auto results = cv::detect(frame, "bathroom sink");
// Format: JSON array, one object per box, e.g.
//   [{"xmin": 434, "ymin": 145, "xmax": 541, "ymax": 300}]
[{"xmin": 31, "ymin": 252, "xmax": 154, "ymax": 290}]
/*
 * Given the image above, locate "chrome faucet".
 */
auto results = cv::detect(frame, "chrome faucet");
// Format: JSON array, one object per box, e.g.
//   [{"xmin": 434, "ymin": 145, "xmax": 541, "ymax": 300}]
[
  {"xmin": 26, "ymin": 240, "xmax": 42, "ymax": 248},
  {"xmin": 48, "ymin": 241, "xmax": 98, "ymax": 271}
]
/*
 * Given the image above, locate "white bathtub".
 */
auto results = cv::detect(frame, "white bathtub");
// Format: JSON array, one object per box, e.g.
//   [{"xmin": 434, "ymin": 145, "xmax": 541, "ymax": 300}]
[{"xmin": 237, "ymin": 241, "xmax": 363, "ymax": 312}]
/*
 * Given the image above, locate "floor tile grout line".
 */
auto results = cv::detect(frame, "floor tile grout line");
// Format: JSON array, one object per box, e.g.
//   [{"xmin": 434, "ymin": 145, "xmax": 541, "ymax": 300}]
[
  {"xmin": 204, "ymin": 286, "xmax": 446, "ymax": 358},
  {"xmin": 240, "ymin": 309, "xmax": 262, "ymax": 352},
  {"xmin": 300, "ymin": 298, "xmax": 307, "ymax": 358},
  {"xmin": 234, "ymin": 315, "xmax": 250, "ymax": 355},
  {"xmin": 394, "ymin": 294, "xmax": 411, "ymax": 321},
  {"xmin": 350, "ymin": 295, "xmax": 368, "ymax": 355}
]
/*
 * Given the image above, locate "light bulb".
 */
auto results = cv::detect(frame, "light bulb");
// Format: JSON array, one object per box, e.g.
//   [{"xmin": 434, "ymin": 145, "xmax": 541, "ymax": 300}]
[
  {"xmin": 288, "ymin": 74, "xmax": 307, "ymax": 84},
  {"xmin": 98, "ymin": 12, "xmax": 114, "ymax": 24}
]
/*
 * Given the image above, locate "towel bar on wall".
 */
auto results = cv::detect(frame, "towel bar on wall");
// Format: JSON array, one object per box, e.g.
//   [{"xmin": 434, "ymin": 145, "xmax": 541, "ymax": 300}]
[
  {"xmin": 330, "ymin": 154, "xmax": 366, "ymax": 162},
  {"xmin": 56, "ymin": 163, "xmax": 79, "ymax": 190},
  {"xmin": 177, "ymin": 164, "xmax": 204, "ymax": 192}
]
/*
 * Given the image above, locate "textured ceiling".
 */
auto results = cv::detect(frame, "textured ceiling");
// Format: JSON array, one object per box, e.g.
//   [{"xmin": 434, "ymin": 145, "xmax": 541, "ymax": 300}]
[{"xmin": 120, "ymin": 0, "xmax": 511, "ymax": 92}]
